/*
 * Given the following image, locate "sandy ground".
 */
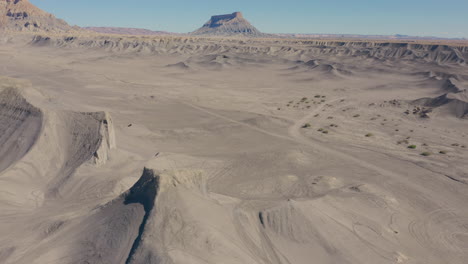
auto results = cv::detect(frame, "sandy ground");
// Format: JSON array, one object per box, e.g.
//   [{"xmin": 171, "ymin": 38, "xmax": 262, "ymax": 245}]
[{"xmin": 0, "ymin": 36, "xmax": 467, "ymax": 264}]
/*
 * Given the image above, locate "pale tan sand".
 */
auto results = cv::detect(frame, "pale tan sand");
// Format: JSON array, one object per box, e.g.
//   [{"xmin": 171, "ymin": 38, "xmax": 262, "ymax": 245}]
[{"xmin": 0, "ymin": 33, "xmax": 467, "ymax": 264}]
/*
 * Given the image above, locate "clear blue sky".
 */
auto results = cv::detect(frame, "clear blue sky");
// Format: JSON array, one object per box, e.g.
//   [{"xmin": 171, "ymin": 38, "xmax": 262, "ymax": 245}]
[{"xmin": 31, "ymin": 0, "xmax": 468, "ymax": 38}]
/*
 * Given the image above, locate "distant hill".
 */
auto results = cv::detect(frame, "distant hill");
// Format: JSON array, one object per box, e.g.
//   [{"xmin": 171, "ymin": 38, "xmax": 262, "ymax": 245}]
[
  {"xmin": 0, "ymin": 0, "xmax": 74, "ymax": 32},
  {"xmin": 85, "ymin": 27, "xmax": 176, "ymax": 36},
  {"xmin": 191, "ymin": 12, "xmax": 264, "ymax": 37},
  {"xmin": 273, "ymin": 33, "xmax": 467, "ymax": 41}
]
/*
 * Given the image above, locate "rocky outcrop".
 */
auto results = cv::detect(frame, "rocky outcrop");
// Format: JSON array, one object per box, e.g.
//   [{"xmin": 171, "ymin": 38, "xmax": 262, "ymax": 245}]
[
  {"xmin": 191, "ymin": 12, "xmax": 264, "ymax": 37},
  {"xmin": 412, "ymin": 91, "xmax": 468, "ymax": 119},
  {"xmin": 91, "ymin": 112, "xmax": 117, "ymax": 166},
  {"xmin": 0, "ymin": 0, "xmax": 73, "ymax": 32},
  {"xmin": 29, "ymin": 35, "xmax": 468, "ymax": 65}
]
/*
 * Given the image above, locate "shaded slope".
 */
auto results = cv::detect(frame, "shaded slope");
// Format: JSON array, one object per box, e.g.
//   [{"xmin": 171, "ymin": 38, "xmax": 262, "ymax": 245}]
[
  {"xmin": 0, "ymin": 86, "xmax": 42, "ymax": 173},
  {"xmin": 412, "ymin": 91, "xmax": 468, "ymax": 118},
  {"xmin": 0, "ymin": 78, "xmax": 116, "ymax": 206},
  {"xmin": 123, "ymin": 168, "xmax": 160, "ymax": 264}
]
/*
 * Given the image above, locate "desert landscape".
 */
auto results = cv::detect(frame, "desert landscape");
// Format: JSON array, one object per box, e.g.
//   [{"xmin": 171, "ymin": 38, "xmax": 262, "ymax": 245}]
[{"xmin": 1, "ymin": 1, "xmax": 468, "ymax": 264}]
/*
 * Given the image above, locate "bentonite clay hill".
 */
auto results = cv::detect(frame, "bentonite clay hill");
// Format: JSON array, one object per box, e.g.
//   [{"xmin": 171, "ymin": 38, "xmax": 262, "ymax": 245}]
[
  {"xmin": 0, "ymin": 0, "xmax": 72, "ymax": 32},
  {"xmin": 191, "ymin": 12, "xmax": 264, "ymax": 37},
  {"xmin": 2, "ymin": 1, "xmax": 468, "ymax": 264}
]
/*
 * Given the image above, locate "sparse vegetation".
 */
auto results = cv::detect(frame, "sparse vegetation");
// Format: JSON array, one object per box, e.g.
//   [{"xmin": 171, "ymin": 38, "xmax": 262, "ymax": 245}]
[
  {"xmin": 353, "ymin": 114, "xmax": 360, "ymax": 118},
  {"xmin": 302, "ymin": 123, "xmax": 311, "ymax": 128},
  {"xmin": 322, "ymin": 130, "xmax": 329, "ymax": 134},
  {"xmin": 439, "ymin": 151, "xmax": 447, "ymax": 154},
  {"xmin": 365, "ymin": 133, "xmax": 374, "ymax": 137},
  {"xmin": 420, "ymin": 152, "xmax": 431, "ymax": 156},
  {"xmin": 408, "ymin": 145, "xmax": 417, "ymax": 149},
  {"xmin": 397, "ymin": 139, "xmax": 409, "ymax": 145}
]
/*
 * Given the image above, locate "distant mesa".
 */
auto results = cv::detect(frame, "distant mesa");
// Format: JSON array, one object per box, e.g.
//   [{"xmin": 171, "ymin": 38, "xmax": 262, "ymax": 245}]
[
  {"xmin": 0, "ymin": 0, "xmax": 73, "ymax": 32},
  {"xmin": 84, "ymin": 27, "xmax": 175, "ymax": 36},
  {"xmin": 191, "ymin": 12, "xmax": 264, "ymax": 37}
]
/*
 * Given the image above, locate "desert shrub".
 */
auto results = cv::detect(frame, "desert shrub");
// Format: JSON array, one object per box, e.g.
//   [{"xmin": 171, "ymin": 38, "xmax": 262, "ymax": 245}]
[
  {"xmin": 397, "ymin": 140, "xmax": 407, "ymax": 145},
  {"xmin": 302, "ymin": 123, "xmax": 311, "ymax": 128},
  {"xmin": 322, "ymin": 130, "xmax": 329, "ymax": 134},
  {"xmin": 318, "ymin": 128, "xmax": 324, "ymax": 132},
  {"xmin": 353, "ymin": 114, "xmax": 360, "ymax": 118},
  {"xmin": 439, "ymin": 151, "xmax": 447, "ymax": 154},
  {"xmin": 420, "ymin": 152, "xmax": 431, "ymax": 156},
  {"xmin": 408, "ymin": 145, "xmax": 417, "ymax": 149},
  {"xmin": 365, "ymin": 133, "xmax": 373, "ymax": 137}
]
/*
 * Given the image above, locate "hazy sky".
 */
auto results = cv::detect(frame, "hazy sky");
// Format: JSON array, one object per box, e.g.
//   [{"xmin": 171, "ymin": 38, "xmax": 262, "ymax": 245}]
[{"xmin": 30, "ymin": 0, "xmax": 468, "ymax": 38}]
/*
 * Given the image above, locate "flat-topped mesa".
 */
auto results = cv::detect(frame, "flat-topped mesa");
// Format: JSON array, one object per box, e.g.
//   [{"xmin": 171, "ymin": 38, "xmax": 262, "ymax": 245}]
[
  {"xmin": 210, "ymin": 12, "xmax": 243, "ymax": 22},
  {"xmin": 191, "ymin": 11, "xmax": 264, "ymax": 37},
  {"xmin": 0, "ymin": 0, "xmax": 74, "ymax": 32}
]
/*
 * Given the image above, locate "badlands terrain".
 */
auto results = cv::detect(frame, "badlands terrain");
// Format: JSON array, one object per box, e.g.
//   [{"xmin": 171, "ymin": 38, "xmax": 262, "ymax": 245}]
[{"xmin": 1, "ymin": 1, "xmax": 468, "ymax": 264}]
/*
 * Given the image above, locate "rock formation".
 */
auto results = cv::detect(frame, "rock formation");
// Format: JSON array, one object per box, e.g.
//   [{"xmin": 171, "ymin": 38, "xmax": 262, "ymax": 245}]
[
  {"xmin": 0, "ymin": 0, "xmax": 73, "ymax": 32},
  {"xmin": 191, "ymin": 12, "xmax": 264, "ymax": 37}
]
